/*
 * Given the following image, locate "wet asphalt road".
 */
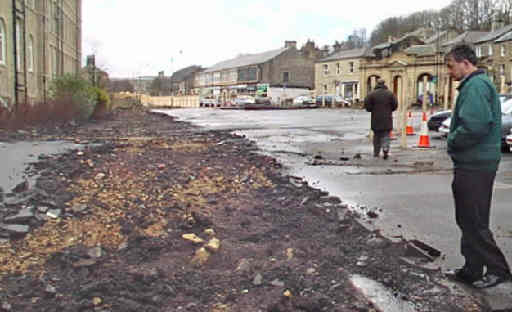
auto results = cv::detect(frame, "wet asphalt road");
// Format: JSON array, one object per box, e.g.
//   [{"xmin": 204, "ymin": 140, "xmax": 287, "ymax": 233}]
[{"xmin": 155, "ymin": 107, "xmax": 512, "ymax": 271}]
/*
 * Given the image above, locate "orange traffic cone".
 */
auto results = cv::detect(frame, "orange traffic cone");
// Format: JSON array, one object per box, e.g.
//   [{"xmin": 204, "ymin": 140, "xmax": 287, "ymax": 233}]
[
  {"xmin": 406, "ymin": 111, "xmax": 415, "ymax": 135},
  {"xmin": 417, "ymin": 112, "xmax": 431, "ymax": 148}
]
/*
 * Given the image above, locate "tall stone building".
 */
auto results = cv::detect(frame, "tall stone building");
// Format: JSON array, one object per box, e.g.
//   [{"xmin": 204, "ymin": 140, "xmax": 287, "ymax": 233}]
[{"xmin": 0, "ymin": 0, "xmax": 82, "ymax": 112}]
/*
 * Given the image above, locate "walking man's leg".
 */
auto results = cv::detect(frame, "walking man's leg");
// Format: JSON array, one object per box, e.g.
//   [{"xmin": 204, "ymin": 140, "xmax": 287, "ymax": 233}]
[
  {"xmin": 382, "ymin": 131, "xmax": 390, "ymax": 159},
  {"xmin": 373, "ymin": 131, "xmax": 382, "ymax": 157}
]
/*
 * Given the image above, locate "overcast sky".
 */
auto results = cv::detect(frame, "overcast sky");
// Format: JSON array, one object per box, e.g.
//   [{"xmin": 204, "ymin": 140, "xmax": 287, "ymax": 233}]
[{"xmin": 82, "ymin": 0, "xmax": 453, "ymax": 78}]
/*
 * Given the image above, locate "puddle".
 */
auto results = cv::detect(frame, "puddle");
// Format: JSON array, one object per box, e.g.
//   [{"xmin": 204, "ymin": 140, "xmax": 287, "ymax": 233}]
[
  {"xmin": 350, "ymin": 274, "xmax": 418, "ymax": 312},
  {"xmin": 0, "ymin": 141, "xmax": 83, "ymax": 194}
]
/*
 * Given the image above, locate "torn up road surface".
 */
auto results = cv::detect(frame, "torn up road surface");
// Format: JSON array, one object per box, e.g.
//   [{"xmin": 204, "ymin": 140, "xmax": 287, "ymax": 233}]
[{"xmin": 0, "ymin": 109, "xmax": 490, "ymax": 311}]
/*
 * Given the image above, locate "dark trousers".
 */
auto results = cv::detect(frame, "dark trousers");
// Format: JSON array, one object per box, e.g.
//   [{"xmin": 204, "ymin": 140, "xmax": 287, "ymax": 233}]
[
  {"xmin": 373, "ymin": 130, "xmax": 390, "ymax": 156},
  {"xmin": 452, "ymin": 168, "xmax": 510, "ymax": 275}
]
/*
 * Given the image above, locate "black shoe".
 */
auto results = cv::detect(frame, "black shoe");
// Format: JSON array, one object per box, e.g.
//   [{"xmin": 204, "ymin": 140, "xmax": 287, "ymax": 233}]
[
  {"xmin": 383, "ymin": 151, "xmax": 389, "ymax": 160},
  {"xmin": 473, "ymin": 273, "xmax": 511, "ymax": 289},
  {"xmin": 445, "ymin": 268, "xmax": 482, "ymax": 284}
]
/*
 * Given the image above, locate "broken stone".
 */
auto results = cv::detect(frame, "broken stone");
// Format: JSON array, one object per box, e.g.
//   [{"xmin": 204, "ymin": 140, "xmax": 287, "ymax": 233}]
[
  {"xmin": 182, "ymin": 233, "xmax": 204, "ymax": 244},
  {"xmin": 253, "ymin": 273, "xmax": 263, "ymax": 286},
  {"xmin": 0, "ymin": 223, "xmax": 30, "ymax": 235},
  {"xmin": 306, "ymin": 268, "xmax": 316, "ymax": 275},
  {"xmin": 71, "ymin": 204, "xmax": 88, "ymax": 213},
  {"xmin": 283, "ymin": 290, "xmax": 292, "ymax": 297},
  {"xmin": 205, "ymin": 237, "xmax": 220, "ymax": 253},
  {"xmin": 191, "ymin": 247, "xmax": 210, "ymax": 266},
  {"xmin": 204, "ymin": 228, "xmax": 215, "ymax": 236},
  {"xmin": 4, "ymin": 190, "xmax": 37, "ymax": 206},
  {"xmin": 93, "ymin": 297, "xmax": 102, "ymax": 306},
  {"xmin": 45, "ymin": 284, "xmax": 57, "ymax": 293},
  {"xmin": 1, "ymin": 302, "xmax": 12, "ymax": 311},
  {"xmin": 4, "ymin": 207, "xmax": 35, "ymax": 224},
  {"xmin": 271, "ymin": 279, "xmax": 285, "ymax": 287},
  {"xmin": 11, "ymin": 180, "xmax": 29, "ymax": 193},
  {"xmin": 37, "ymin": 206, "xmax": 49, "ymax": 213},
  {"xmin": 72, "ymin": 258, "xmax": 97, "ymax": 268},
  {"xmin": 356, "ymin": 255, "xmax": 369, "ymax": 267},
  {"xmin": 46, "ymin": 209, "xmax": 61, "ymax": 219},
  {"xmin": 367, "ymin": 236, "xmax": 388, "ymax": 248},
  {"xmin": 118, "ymin": 241, "xmax": 128, "ymax": 251},
  {"xmin": 236, "ymin": 258, "xmax": 251, "ymax": 272},
  {"xmin": 94, "ymin": 173, "xmax": 106, "ymax": 180},
  {"xmin": 286, "ymin": 248, "xmax": 294, "ymax": 260},
  {"xmin": 87, "ymin": 246, "xmax": 103, "ymax": 258},
  {"xmin": 300, "ymin": 197, "xmax": 309, "ymax": 206}
]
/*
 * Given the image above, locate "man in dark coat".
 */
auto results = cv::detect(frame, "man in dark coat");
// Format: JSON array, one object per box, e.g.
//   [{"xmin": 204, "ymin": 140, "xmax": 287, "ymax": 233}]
[
  {"xmin": 444, "ymin": 43, "xmax": 511, "ymax": 288},
  {"xmin": 364, "ymin": 79, "xmax": 398, "ymax": 159}
]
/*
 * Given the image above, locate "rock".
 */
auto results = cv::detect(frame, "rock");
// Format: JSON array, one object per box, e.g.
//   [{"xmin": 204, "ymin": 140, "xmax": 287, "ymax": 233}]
[
  {"xmin": 95, "ymin": 173, "xmax": 106, "ymax": 180},
  {"xmin": 271, "ymin": 279, "xmax": 285, "ymax": 287},
  {"xmin": 4, "ymin": 207, "xmax": 35, "ymax": 224},
  {"xmin": 87, "ymin": 246, "xmax": 103, "ymax": 258},
  {"xmin": 236, "ymin": 258, "xmax": 251, "ymax": 272},
  {"xmin": 205, "ymin": 238, "xmax": 220, "ymax": 253},
  {"xmin": 306, "ymin": 268, "xmax": 316, "ymax": 275},
  {"xmin": 204, "ymin": 228, "xmax": 215, "ymax": 236},
  {"xmin": 72, "ymin": 258, "xmax": 97, "ymax": 268},
  {"xmin": 46, "ymin": 209, "xmax": 61, "ymax": 219},
  {"xmin": 37, "ymin": 206, "xmax": 49, "ymax": 213},
  {"xmin": 45, "ymin": 284, "xmax": 57, "ymax": 293},
  {"xmin": 71, "ymin": 204, "xmax": 88, "ymax": 213},
  {"xmin": 356, "ymin": 255, "xmax": 369, "ymax": 267},
  {"xmin": 253, "ymin": 273, "xmax": 263, "ymax": 286},
  {"xmin": 366, "ymin": 211, "xmax": 379, "ymax": 219},
  {"xmin": 1, "ymin": 301, "xmax": 12, "ymax": 311},
  {"xmin": 182, "ymin": 233, "xmax": 204, "ymax": 244},
  {"xmin": 367, "ymin": 236, "xmax": 388, "ymax": 248},
  {"xmin": 4, "ymin": 190, "xmax": 37, "ymax": 206},
  {"xmin": 12, "ymin": 180, "xmax": 29, "ymax": 193},
  {"xmin": 118, "ymin": 241, "xmax": 128, "ymax": 251},
  {"xmin": 0, "ymin": 223, "xmax": 30, "ymax": 235},
  {"xmin": 191, "ymin": 247, "xmax": 210, "ymax": 266},
  {"xmin": 286, "ymin": 248, "xmax": 294, "ymax": 260},
  {"xmin": 300, "ymin": 197, "xmax": 309, "ymax": 206},
  {"xmin": 283, "ymin": 290, "xmax": 292, "ymax": 297},
  {"xmin": 93, "ymin": 297, "xmax": 102, "ymax": 306}
]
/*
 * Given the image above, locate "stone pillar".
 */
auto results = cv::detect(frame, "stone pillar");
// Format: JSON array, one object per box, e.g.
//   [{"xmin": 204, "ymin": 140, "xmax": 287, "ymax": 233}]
[
  {"xmin": 422, "ymin": 76, "xmax": 428, "ymax": 112},
  {"xmin": 400, "ymin": 77, "xmax": 407, "ymax": 148},
  {"xmin": 444, "ymin": 78, "xmax": 449, "ymax": 111},
  {"xmin": 341, "ymin": 84, "xmax": 345, "ymax": 99},
  {"xmin": 501, "ymin": 75, "xmax": 506, "ymax": 94}
]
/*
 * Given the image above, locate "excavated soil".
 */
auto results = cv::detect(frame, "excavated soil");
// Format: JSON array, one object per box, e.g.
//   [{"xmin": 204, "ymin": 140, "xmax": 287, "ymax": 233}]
[{"xmin": 0, "ymin": 109, "xmax": 486, "ymax": 312}]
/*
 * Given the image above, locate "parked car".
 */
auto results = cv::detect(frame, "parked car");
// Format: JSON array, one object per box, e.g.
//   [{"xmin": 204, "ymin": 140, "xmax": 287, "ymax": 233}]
[
  {"xmin": 438, "ymin": 117, "xmax": 450, "ymax": 137},
  {"xmin": 316, "ymin": 95, "xmax": 350, "ymax": 107},
  {"xmin": 200, "ymin": 98, "xmax": 218, "ymax": 107},
  {"xmin": 427, "ymin": 110, "xmax": 452, "ymax": 131},
  {"xmin": 234, "ymin": 95, "xmax": 256, "ymax": 105},
  {"xmin": 440, "ymin": 98, "xmax": 512, "ymax": 150},
  {"xmin": 506, "ymin": 131, "xmax": 512, "ymax": 152},
  {"xmin": 293, "ymin": 95, "xmax": 314, "ymax": 105}
]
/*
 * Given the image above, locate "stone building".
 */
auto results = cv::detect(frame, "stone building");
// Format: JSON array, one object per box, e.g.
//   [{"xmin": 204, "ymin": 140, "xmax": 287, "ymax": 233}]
[
  {"xmin": 0, "ymin": 0, "xmax": 82, "ymax": 111},
  {"xmin": 197, "ymin": 40, "xmax": 322, "ymax": 103},
  {"xmin": 314, "ymin": 47, "xmax": 367, "ymax": 103}
]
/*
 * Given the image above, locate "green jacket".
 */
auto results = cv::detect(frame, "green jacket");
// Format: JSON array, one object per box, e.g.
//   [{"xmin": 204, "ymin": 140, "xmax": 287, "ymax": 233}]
[{"xmin": 447, "ymin": 69, "xmax": 501, "ymax": 171}]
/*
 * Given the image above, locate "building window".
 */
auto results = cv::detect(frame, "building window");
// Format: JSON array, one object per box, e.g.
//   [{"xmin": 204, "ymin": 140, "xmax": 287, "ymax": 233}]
[
  {"xmin": 282, "ymin": 71, "xmax": 289, "ymax": 83},
  {"xmin": 488, "ymin": 45, "xmax": 493, "ymax": 56},
  {"xmin": 501, "ymin": 45, "xmax": 506, "ymax": 57},
  {"xmin": 349, "ymin": 62, "xmax": 354, "ymax": 73},
  {"xmin": 323, "ymin": 84, "xmax": 327, "ymax": 92},
  {"xmin": 28, "ymin": 35, "xmax": 34, "ymax": 72},
  {"xmin": 16, "ymin": 20, "xmax": 21, "ymax": 71},
  {"xmin": 0, "ymin": 19, "xmax": 5, "ymax": 65},
  {"xmin": 500, "ymin": 64, "xmax": 505, "ymax": 76},
  {"xmin": 476, "ymin": 46, "xmax": 482, "ymax": 57},
  {"xmin": 336, "ymin": 63, "xmax": 340, "ymax": 75},
  {"xmin": 323, "ymin": 64, "xmax": 329, "ymax": 75}
]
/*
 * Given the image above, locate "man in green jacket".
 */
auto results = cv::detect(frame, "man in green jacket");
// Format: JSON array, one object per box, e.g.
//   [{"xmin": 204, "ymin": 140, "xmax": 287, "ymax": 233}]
[{"xmin": 445, "ymin": 44, "xmax": 511, "ymax": 288}]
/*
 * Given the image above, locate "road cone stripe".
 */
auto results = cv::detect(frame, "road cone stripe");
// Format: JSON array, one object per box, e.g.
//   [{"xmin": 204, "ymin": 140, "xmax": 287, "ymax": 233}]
[
  {"xmin": 406, "ymin": 111, "xmax": 415, "ymax": 135},
  {"xmin": 417, "ymin": 112, "xmax": 431, "ymax": 148}
]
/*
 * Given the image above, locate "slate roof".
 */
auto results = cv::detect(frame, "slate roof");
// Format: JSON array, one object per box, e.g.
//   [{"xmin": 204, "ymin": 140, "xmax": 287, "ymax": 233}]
[
  {"xmin": 424, "ymin": 31, "xmax": 448, "ymax": 44},
  {"xmin": 171, "ymin": 65, "xmax": 203, "ymax": 82},
  {"xmin": 372, "ymin": 28, "xmax": 427, "ymax": 50},
  {"xmin": 204, "ymin": 47, "xmax": 288, "ymax": 73},
  {"xmin": 404, "ymin": 44, "xmax": 437, "ymax": 56},
  {"xmin": 441, "ymin": 31, "xmax": 488, "ymax": 47},
  {"xmin": 474, "ymin": 24, "xmax": 512, "ymax": 44},
  {"xmin": 318, "ymin": 47, "xmax": 368, "ymax": 62},
  {"xmin": 496, "ymin": 31, "xmax": 512, "ymax": 43}
]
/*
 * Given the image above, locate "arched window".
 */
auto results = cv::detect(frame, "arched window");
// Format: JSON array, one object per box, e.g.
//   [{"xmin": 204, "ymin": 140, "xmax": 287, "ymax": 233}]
[
  {"xmin": 0, "ymin": 19, "xmax": 5, "ymax": 65},
  {"xmin": 28, "ymin": 35, "xmax": 34, "ymax": 72}
]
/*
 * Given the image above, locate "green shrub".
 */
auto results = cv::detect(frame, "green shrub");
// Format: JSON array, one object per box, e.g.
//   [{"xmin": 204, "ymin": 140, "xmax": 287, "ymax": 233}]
[
  {"xmin": 90, "ymin": 87, "xmax": 111, "ymax": 119},
  {"xmin": 48, "ymin": 74, "xmax": 96, "ymax": 121}
]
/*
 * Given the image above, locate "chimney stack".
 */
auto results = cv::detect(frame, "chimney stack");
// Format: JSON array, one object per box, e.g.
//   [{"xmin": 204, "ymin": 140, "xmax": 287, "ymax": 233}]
[{"xmin": 285, "ymin": 40, "xmax": 297, "ymax": 49}]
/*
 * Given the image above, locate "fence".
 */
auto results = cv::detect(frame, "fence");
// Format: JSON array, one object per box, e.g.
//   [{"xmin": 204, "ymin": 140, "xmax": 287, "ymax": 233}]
[{"xmin": 141, "ymin": 95, "xmax": 199, "ymax": 108}]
